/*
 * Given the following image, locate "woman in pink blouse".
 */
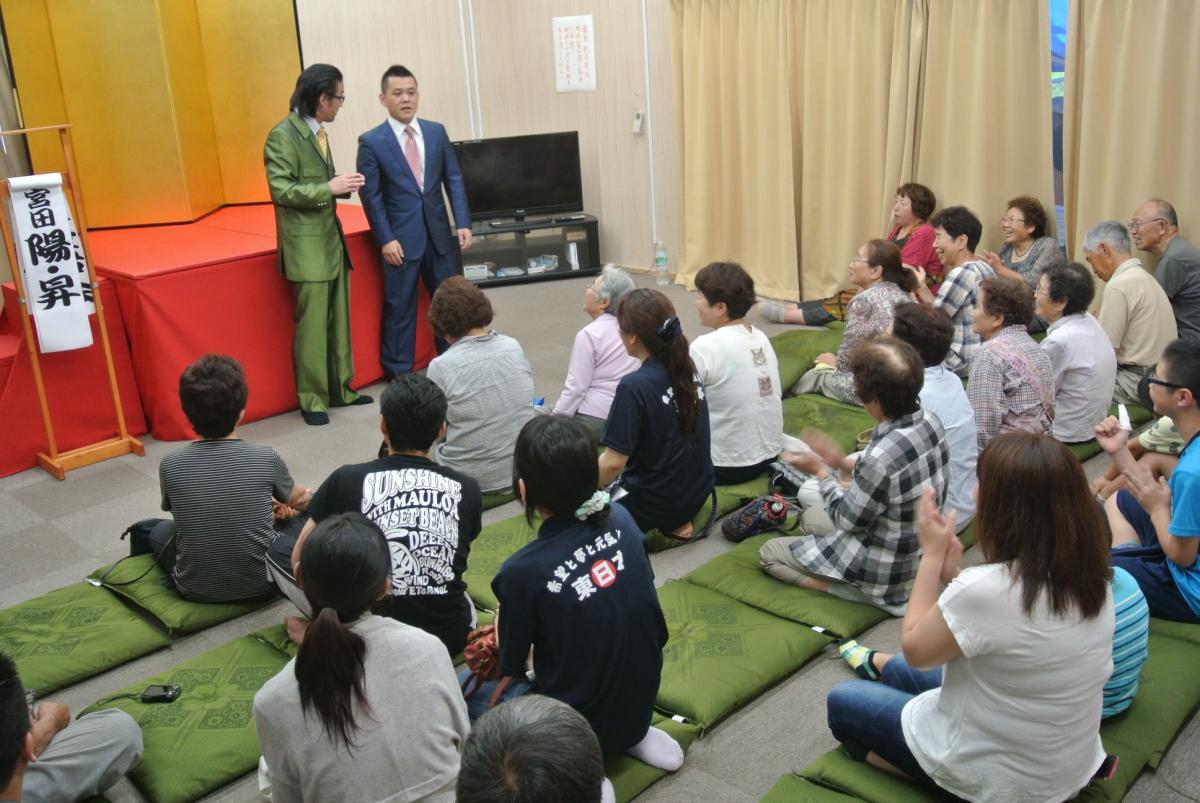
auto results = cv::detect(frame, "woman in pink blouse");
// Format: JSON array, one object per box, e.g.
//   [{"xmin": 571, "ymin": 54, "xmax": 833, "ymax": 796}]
[
  {"xmin": 761, "ymin": 183, "xmax": 943, "ymax": 326},
  {"xmin": 552, "ymin": 265, "xmax": 642, "ymax": 434}
]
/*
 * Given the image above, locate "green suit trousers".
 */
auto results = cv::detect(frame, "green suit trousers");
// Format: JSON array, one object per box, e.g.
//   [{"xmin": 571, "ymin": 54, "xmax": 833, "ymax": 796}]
[{"xmin": 291, "ymin": 265, "xmax": 358, "ymax": 413}]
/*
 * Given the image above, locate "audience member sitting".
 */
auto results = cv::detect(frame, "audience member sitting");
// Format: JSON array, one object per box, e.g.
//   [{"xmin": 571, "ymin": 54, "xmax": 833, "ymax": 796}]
[
  {"xmin": 0, "ymin": 652, "xmax": 142, "ymax": 803},
  {"xmin": 457, "ymin": 695, "xmax": 607, "ymax": 803},
  {"xmin": 254, "ymin": 514, "xmax": 468, "ymax": 802},
  {"xmin": 793, "ymin": 240, "xmax": 917, "ymax": 405},
  {"xmin": 1091, "ymin": 415, "xmax": 1182, "ymax": 501},
  {"xmin": 0, "ymin": 652, "xmax": 142, "ymax": 801},
  {"xmin": 891, "ymin": 303, "xmax": 977, "ymax": 528},
  {"xmin": 966, "ymin": 276, "xmax": 1054, "ymax": 450},
  {"xmin": 599, "ymin": 289, "xmax": 715, "ymax": 542},
  {"xmin": 690, "ymin": 261, "xmax": 783, "ymax": 484},
  {"xmin": 1131, "ymin": 198, "xmax": 1200, "ymax": 342},
  {"xmin": 760, "ymin": 183, "xmax": 941, "ymax": 325},
  {"xmin": 154, "ymin": 354, "xmax": 311, "ymax": 603},
  {"xmin": 428, "ymin": 276, "xmax": 535, "ymax": 493},
  {"xmin": 979, "ymin": 194, "xmax": 1067, "ymax": 290},
  {"xmin": 909, "ymin": 205, "xmax": 996, "ymax": 376},
  {"xmin": 825, "ymin": 433, "xmax": 1116, "ymax": 801},
  {"xmin": 269, "ymin": 374, "xmax": 482, "ymax": 656},
  {"xmin": 1085, "ymin": 220, "xmax": 1177, "ymax": 405},
  {"xmin": 552, "ymin": 264, "xmax": 642, "ymax": 435},
  {"xmin": 1037, "ymin": 262, "xmax": 1117, "ymax": 443},
  {"xmin": 464, "ymin": 416, "xmax": 685, "ymax": 780},
  {"xmin": 1100, "ymin": 338, "xmax": 1200, "ymax": 623},
  {"xmin": 758, "ymin": 337, "xmax": 949, "ymax": 614}
]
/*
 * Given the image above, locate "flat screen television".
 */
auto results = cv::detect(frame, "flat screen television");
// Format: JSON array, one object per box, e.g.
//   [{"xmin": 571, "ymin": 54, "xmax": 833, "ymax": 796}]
[{"xmin": 452, "ymin": 131, "xmax": 583, "ymax": 221}]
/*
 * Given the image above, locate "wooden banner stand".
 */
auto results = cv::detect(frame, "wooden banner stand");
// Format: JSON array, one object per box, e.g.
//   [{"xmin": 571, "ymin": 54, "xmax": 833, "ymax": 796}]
[{"xmin": 1, "ymin": 124, "xmax": 144, "ymax": 479}]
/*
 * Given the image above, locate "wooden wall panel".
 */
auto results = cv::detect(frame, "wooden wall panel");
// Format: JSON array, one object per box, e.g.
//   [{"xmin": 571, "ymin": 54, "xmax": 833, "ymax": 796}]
[{"xmin": 293, "ymin": 0, "xmax": 473, "ymax": 184}]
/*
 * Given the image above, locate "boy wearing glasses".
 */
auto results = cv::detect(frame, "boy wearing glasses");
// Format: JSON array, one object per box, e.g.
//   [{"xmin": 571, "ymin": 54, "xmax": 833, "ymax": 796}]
[{"xmin": 1097, "ymin": 338, "xmax": 1200, "ymax": 623}]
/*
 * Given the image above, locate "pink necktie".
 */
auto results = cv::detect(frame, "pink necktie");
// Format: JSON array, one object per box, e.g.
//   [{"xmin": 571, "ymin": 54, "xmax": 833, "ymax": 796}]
[{"xmin": 404, "ymin": 125, "xmax": 423, "ymax": 189}]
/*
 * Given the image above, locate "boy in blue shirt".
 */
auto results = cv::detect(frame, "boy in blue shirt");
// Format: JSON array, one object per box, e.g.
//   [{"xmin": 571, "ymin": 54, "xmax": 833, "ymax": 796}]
[{"xmin": 1099, "ymin": 338, "xmax": 1200, "ymax": 622}]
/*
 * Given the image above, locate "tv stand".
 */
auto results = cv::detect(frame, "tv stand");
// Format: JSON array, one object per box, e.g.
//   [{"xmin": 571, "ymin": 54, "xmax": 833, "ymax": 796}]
[{"xmin": 462, "ymin": 214, "xmax": 600, "ymax": 288}]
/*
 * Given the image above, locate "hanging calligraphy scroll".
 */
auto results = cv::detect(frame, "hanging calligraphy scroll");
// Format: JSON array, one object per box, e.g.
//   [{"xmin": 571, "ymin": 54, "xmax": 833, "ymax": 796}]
[
  {"xmin": 7, "ymin": 173, "xmax": 94, "ymax": 353},
  {"xmin": 553, "ymin": 15, "xmax": 597, "ymax": 93}
]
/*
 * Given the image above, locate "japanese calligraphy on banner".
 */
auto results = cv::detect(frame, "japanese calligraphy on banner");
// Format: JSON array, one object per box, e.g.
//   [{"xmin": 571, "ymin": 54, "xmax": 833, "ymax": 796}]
[
  {"xmin": 7, "ymin": 173, "xmax": 93, "ymax": 353},
  {"xmin": 553, "ymin": 15, "xmax": 596, "ymax": 93}
]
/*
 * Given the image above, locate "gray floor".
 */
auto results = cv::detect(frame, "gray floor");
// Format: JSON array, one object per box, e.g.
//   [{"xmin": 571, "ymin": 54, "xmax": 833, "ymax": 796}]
[{"xmin": 2, "ymin": 273, "xmax": 1196, "ymax": 802}]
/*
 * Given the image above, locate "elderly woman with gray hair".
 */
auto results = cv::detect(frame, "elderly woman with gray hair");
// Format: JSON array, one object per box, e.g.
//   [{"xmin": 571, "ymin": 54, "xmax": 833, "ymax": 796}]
[{"xmin": 552, "ymin": 265, "xmax": 642, "ymax": 434}]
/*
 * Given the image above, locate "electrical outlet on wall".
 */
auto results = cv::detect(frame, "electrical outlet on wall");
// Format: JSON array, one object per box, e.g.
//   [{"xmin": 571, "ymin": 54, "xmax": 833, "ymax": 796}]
[{"xmin": 632, "ymin": 111, "xmax": 644, "ymax": 134}]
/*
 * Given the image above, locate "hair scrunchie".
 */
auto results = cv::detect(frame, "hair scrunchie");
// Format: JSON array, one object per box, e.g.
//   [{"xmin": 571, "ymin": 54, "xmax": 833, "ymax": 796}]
[
  {"xmin": 575, "ymin": 490, "xmax": 610, "ymax": 520},
  {"xmin": 657, "ymin": 315, "xmax": 682, "ymax": 340}
]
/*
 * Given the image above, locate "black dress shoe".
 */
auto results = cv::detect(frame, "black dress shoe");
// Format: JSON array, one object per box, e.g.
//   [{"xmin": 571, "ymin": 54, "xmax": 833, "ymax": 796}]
[
  {"xmin": 347, "ymin": 394, "xmax": 374, "ymax": 406},
  {"xmin": 301, "ymin": 410, "xmax": 330, "ymax": 426}
]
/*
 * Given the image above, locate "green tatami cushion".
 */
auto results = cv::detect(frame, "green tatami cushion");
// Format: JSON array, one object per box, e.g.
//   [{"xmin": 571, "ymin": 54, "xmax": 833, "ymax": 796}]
[
  {"xmin": 799, "ymin": 747, "xmax": 956, "ymax": 803},
  {"xmin": 782, "ymin": 395, "xmax": 876, "ymax": 455},
  {"xmin": 956, "ymin": 521, "xmax": 977, "ymax": 549},
  {"xmin": 82, "ymin": 626, "xmax": 293, "ymax": 803},
  {"xmin": 655, "ymin": 580, "xmax": 831, "ymax": 729},
  {"xmin": 1099, "ymin": 632, "xmax": 1200, "ymax": 769},
  {"xmin": 87, "ymin": 555, "xmax": 274, "ymax": 637},
  {"xmin": 0, "ymin": 582, "xmax": 169, "ymax": 694},
  {"xmin": 771, "ymin": 323, "xmax": 846, "ymax": 392},
  {"xmin": 684, "ymin": 534, "xmax": 889, "ymax": 638},
  {"xmin": 481, "ymin": 490, "xmax": 517, "ymax": 510},
  {"xmin": 607, "ymin": 713, "xmax": 701, "ymax": 803},
  {"xmin": 1148, "ymin": 616, "xmax": 1200, "ymax": 647},
  {"xmin": 463, "ymin": 514, "xmax": 538, "ymax": 611},
  {"xmin": 1067, "ymin": 440, "xmax": 1103, "ymax": 462},
  {"xmin": 1109, "ymin": 402, "xmax": 1153, "ymax": 427},
  {"xmin": 761, "ymin": 773, "xmax": 862, "ymax": 802}
]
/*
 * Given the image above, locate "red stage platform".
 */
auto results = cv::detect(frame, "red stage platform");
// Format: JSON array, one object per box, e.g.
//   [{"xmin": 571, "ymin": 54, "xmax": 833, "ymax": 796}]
[
  {"xmin": 85, "ymin": 203, "xmax": 433, "ymax": 441},
  {"xmin": 0, "ymin": 278, "xmax": 147, "ymax": 477}
]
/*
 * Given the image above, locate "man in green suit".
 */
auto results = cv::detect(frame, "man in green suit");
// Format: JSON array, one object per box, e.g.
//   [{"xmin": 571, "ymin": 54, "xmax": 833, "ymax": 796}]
[{"xmin": 264, "ymin": 63, "xmax": 372, "ymax": 425}]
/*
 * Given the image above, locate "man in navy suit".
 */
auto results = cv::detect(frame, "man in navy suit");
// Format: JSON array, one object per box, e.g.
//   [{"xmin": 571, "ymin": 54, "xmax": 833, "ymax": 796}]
[{"xmin": 357, "ymin": 64, "xmax": 473, "ymax": 376}]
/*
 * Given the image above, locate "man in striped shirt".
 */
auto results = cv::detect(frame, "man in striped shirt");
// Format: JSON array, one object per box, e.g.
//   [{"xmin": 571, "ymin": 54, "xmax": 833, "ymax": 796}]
[{"xmin": 155, "ymin": 355, "xmax": 313, "ymax": 603}]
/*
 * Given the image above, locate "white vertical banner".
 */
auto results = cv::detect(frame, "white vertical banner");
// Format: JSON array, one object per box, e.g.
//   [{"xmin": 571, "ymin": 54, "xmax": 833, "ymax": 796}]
[
  {"xmin": 7, "ymin": 173, "xmax": 94, "ymax": 353},
  {"xmin": 553, "ymin": 15, "xmax": 596, "ymax": 93}
]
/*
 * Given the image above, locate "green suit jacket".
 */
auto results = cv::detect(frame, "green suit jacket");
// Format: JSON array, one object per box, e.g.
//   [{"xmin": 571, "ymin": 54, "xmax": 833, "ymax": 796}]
[{"xmin": 263, "ymin": 112, "xmax": 350, "ymax": 282}]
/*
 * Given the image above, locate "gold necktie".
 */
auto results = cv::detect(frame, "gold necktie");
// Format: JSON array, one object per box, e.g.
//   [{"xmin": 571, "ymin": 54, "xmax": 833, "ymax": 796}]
[{"xmin": 317, "ymin": 126, "xmax": 329, "ymax": 160}]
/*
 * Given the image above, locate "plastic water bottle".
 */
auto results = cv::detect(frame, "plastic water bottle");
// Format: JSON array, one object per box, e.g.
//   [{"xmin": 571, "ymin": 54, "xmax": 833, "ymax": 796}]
[
  {"xmin": 532, "ymin": 396, "xmax": 545, "ymax": 413},
  {"xmin": 653, "ymin": 240, "xmax": 669, "ymax": 286}
]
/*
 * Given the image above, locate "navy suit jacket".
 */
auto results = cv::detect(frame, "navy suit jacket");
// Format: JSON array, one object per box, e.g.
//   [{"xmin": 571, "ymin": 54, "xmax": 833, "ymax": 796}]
[{"xmin": 356, "ymin": 119, "xmax": 471, "ymax": 262}]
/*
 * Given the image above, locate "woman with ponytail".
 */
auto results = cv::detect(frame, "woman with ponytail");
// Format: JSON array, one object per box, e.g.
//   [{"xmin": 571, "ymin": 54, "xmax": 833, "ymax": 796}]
[
  {"xmin": 464, "ymin": 416, "xmax": 682, "ymax": 801},
  {"xmin": 599, "ymin": 288, "xmax": 715, "ymax": 542},
  {"xmin": 253, "ymin": 513, "xmax": 468, "ymax": 802}
]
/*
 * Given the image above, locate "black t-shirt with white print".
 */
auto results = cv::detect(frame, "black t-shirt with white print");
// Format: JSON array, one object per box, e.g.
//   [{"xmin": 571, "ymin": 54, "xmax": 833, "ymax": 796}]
[
  {"xmin": 491, "ymin": 502, "xmax": 668, "ymax": 754},
  {"xmin": 308, "ymin": 454, "xmax": 482, "ymax": 654}
]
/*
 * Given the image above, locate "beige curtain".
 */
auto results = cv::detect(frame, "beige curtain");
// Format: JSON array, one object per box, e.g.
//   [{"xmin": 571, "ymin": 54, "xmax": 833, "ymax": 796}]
[
  {"xmin": 1063, "ymin": 0, "xmax": 1200, "ymax": 264},
  {"xmin": 914, "ymin": 0, "xmax": 1055, "ymax": 254},
  {"xmin": 671, "ymin": 0, "xmax": 799, "ymax": 299},
  {"xmin": 671, "ymin": 0, "xmax": 1052, "ymax": 300}
]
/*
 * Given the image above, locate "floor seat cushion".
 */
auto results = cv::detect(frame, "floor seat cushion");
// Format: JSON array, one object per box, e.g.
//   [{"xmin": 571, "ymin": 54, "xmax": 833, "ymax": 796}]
[
  {"xmin": 481, "ymin": 490, "xmax": 517, "ymax": 510},
  {"xmin": 1148, "ymin": 616, "xmax": 1200, "ymax": 647},
  {"xmin": 761, "ymin": 772, "xmax": 862, "ymax": 801},
  {"xmin": 683, "ymin": 534, "xmax": 889, "ymax": 638},
  {"xmin": 607, "ymin": 713, "xmax": 701, "ymax": 802},
  {"xmin": 0, "ymin": 582, "xmax": 169, "ymax": 694},
  {"xmin": 81, "ymin": 626, "xmax": 293, "ymax": 803},
  {"xmin": 782, "ymin": 395, "xmax": 876, "ymax": 455},
  {"xmin": 1068, "ymin": 440, "xmax": 1103, "ymax": 462},
  {"xmin": 654, "ymin": 580, "xmax": 831, "ymax": 729},
  {"xmin": 643, "ymin": 475, "xmax": 772, "ymax": 553},
  {"xmin": 462, "ymin": 514, "xmax": 538, "ymax": 611},
  {"xmin": 87, "ymin": 555, "xmax": 275, "ymax": 637},
  {"xmin": 771, "ymin": 323, "xmax": 846, "ymax": 392}
]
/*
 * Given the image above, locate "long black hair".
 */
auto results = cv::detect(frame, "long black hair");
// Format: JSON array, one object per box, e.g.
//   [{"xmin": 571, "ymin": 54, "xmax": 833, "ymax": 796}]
[
  {"xmin": 513, "ymin": 415, "xmax": 609, "ymax": 529},
  {"xmin": 294, "ymin": 513, "xmax": 391, "ymax": 751},
  {"xmin": 616, "ymin": 288, "xmax": 702, "ymax": 438},
  {"xmin": 289, "ymin": 63, "xmax": 342, "ymax": 117}
]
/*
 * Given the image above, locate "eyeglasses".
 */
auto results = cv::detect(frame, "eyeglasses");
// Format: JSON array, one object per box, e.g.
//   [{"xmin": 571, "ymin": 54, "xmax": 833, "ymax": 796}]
[
  {"xmin": 1000, "ymin": 216, "xmax": 1027, "ymax": 226},
  {"xmin": 1143, "ymin": 365, "xmax": 1190, "ymax": 392},
  {"xmin": 1129, "ymin": 217, "xmax": 1165, "ymax": 232},
  {"xmin": 326, "ymin": 94, "xmax": 347, "ymax": 103},
  {"xmin": 849, "ymin": 256, "xmax": 869, "ymax": 265}
]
